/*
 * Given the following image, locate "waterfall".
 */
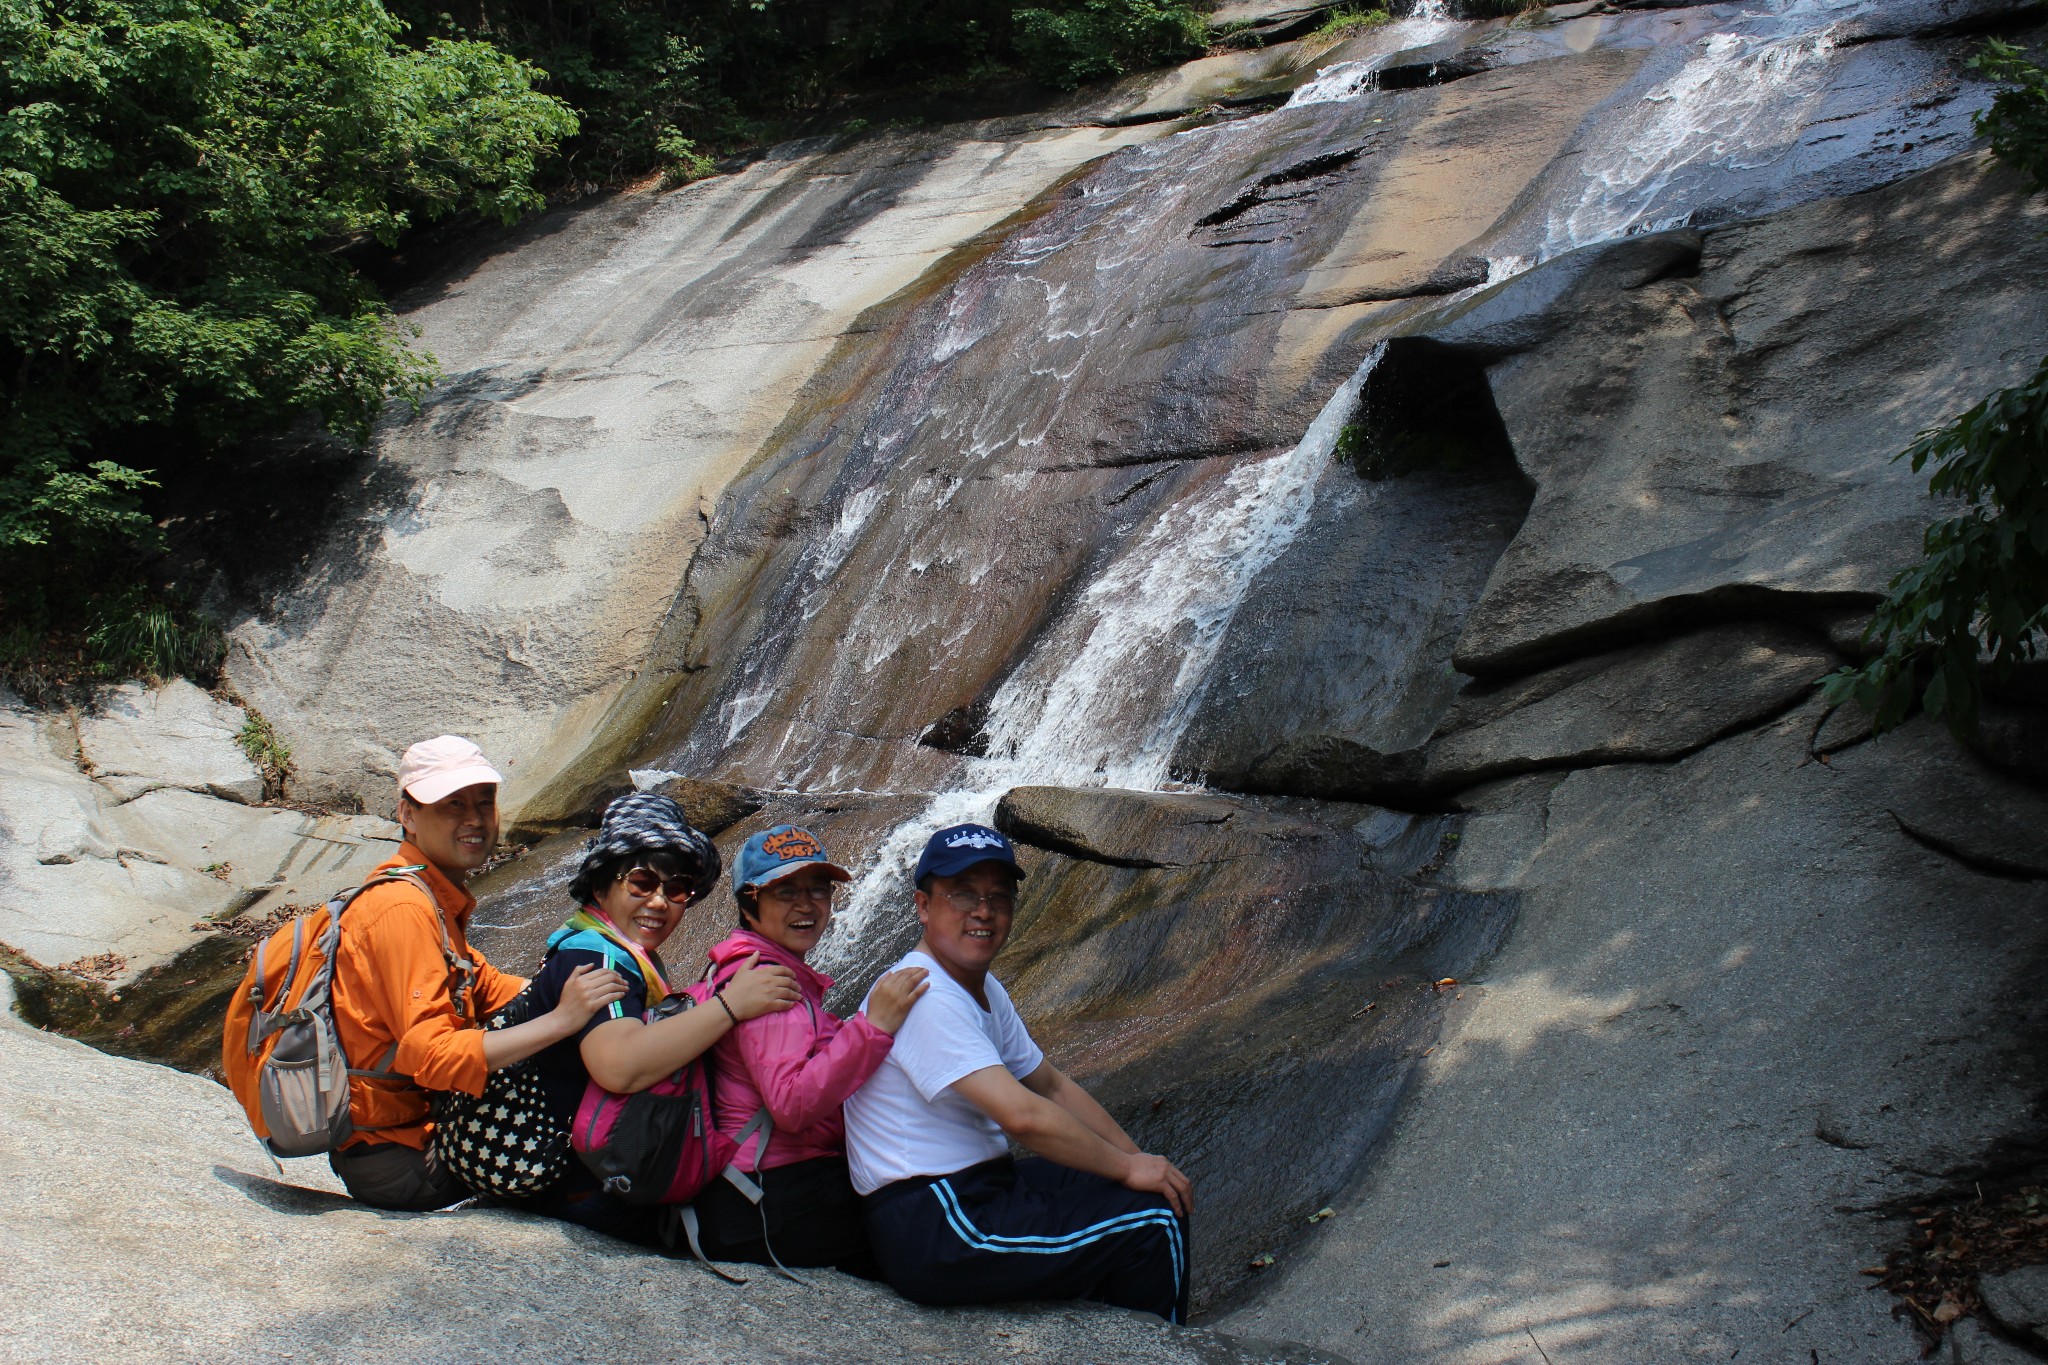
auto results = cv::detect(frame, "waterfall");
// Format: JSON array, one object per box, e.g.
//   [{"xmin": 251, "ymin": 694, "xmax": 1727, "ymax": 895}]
[
  {"xmin": 657, "ymin": 0, "xmax": 1953, "ymax": 986},
  {"xmin": 1544, "ymin": 0, "xmax": 1854, "ymax": 253},
  {"xmin": 1284, "ymin": 0, "xmax": 1460, "ymax": 107},
  {"xmin": 812, "ymin": 345, "xmax": 1388, "ymax": 980}
]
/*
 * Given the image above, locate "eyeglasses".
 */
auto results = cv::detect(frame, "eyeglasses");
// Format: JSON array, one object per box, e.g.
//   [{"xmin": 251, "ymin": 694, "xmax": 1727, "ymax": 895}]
[
  {"xmin": 939, "ymin": 889, "xmax": 1015, "ymax": 915},
  {"xmin": 622, "ymin": 868, "xmax": 695, "ymax": 901},
  {"xmin": 764, "ymin": 881, "xmax": 836, "ymax": 905}
]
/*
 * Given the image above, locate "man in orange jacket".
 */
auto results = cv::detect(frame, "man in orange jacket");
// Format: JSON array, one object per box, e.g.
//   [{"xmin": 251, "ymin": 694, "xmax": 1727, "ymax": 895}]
[{"xmin": 329, "ymin": 735, "xmax": 627, "ymax": 1210}]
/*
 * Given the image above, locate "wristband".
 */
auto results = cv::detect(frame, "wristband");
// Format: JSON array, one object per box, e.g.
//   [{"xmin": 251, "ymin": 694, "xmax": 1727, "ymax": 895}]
[{"xmin": 714, "ymin": 991, "xmax": 739, "ymax": 1026}]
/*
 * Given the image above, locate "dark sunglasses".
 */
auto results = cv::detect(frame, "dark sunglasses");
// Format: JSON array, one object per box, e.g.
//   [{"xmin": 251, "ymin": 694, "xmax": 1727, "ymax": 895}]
[{"xmin": 622, "ymin": 868, "xmax": 696, "ymax": 901}]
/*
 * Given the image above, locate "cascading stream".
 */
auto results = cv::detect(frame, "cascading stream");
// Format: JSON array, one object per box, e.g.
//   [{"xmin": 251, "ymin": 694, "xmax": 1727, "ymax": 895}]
[
  {"xmin": 659, "ymin": 0, "xmax": 1977, "ymax": 985},
  {"xmin": 813, "ymin": 345, "xmax": 1387, "ymax": 981},
  {"xmin": 1544, "ymin": 0, "xmax": 1857, "ymax": 253}
]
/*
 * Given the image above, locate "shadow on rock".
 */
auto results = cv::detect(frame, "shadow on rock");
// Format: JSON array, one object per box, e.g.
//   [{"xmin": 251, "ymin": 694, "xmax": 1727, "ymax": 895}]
[
  {"xmin": 993, "ymin": 786, "xmax": 1518, "ymax": 1311},
  {"xmin": 211, "ymin": 1165, "xmax": 357, "ymax": 1216}
]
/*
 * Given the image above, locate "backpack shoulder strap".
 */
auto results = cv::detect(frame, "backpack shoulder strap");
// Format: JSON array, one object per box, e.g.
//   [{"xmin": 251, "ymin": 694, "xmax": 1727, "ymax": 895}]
[{"xmin": 370, "ymin": 867, "xmax": 476, "ymax": 1024}]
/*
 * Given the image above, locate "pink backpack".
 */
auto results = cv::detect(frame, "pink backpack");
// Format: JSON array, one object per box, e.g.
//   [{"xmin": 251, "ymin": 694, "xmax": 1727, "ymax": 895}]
[
  {"xmin": 571, "ymin": 980, "xmax": 742, "ymax": 1203},
  {"xmin": 569, "ymin": 972, "xmax": 808, "ymax": 1280}
]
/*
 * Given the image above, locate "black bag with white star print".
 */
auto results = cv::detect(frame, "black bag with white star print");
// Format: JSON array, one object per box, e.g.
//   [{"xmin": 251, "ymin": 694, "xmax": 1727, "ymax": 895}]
[{"xmin": 431, "ymin": 986, "xmax": 569, "ymax": 1199}]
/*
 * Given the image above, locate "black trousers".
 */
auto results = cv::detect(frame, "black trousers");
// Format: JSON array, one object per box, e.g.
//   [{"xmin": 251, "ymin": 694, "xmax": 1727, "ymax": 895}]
[
  {"xmin": 692, "ymin": 1155, "xmax": 878, "ymax": 1277},
  {"xmin": 862, "ymin": 1156, "xmax": 1189, "ymax": 1323},
  {"xmin": 329, "ymin": 1140, "xmax": 469, "ymax": 1212}
]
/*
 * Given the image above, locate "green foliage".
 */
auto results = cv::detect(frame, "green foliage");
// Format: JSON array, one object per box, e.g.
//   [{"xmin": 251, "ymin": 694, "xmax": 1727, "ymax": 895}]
[
  {"xmin": 237, "ymin": 708, "xmax": 293, "ymax": 793},
  {"xmin": 0, "ymin": 0, "xmax": 574, "ymax": 599},
  {"xmin": 1012, "ymin": 0, "xmax": 1205, "ymax": 90},
  {"xmin": 381, "ymin": 0, "xmax": 1212, "ymax": 182},
  {"xmin": 1969, "ymin": 40, "xmax": 2048, "ymax": 190},
  {"xmin": 1309, "ymin": 6, "xmax": 1390, "ymax": 42},
  {"xmin": 656, "ymin": 129, "xmax": 718, "ymax": 186},
  {"xmin": 1823, "ymin": 355, "xmax": 2048, "ymax": 737},
  {"xmin": 84, "ymin": 592, "xmax": 224, "ymax": 680},
  {"xmin": 1823, "ymin": 44, "xmax": 2048, "ymax": 738}
]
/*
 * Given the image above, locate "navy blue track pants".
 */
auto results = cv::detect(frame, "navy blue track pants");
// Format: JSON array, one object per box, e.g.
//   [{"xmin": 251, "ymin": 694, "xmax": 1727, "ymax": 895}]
[{"xmin": 862, "ymin": 1156, "xmax": 1189, "ymax": 1323}]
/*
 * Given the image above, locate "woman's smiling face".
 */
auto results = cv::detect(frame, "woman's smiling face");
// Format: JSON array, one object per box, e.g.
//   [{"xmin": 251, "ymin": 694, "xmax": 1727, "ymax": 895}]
[
  {"xmin": 747, "ymin": 866, "xmax": 838, "ymax": 959},
  {"xmin": 593, "ymin": 852, "xmax": 694, "ymax": 950}
]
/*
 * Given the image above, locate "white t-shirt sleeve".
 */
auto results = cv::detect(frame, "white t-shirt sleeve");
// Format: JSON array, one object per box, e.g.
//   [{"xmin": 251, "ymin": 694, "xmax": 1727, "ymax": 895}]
[
  {"xmin": 891, "ymin": 980, "xmax": 1007, "ymax": 1103},
  {"xmin": 987, "ymin": 978, "xmax": 1045, "ymax": 1079}
]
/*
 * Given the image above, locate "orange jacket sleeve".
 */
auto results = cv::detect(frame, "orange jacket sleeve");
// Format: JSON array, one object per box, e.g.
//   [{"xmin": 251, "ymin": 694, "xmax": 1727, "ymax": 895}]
[
  {"xmin": 472, "ymin": 957, "xmax": 528, "ymax": 1021},
  {"xmin": 342, "ymin": 891, "xmax": 489, "ymax": 1098}
]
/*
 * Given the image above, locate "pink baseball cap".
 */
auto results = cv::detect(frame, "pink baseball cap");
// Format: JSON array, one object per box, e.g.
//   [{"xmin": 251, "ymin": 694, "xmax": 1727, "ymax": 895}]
[{"xmin": 397, "ymin": 735, "xmax": 504, "ymax": 804}]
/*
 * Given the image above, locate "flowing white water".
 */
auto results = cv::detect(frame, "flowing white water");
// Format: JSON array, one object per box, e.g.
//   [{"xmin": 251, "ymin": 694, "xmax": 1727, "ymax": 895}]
[
  {"xmin": 732, "ymin": 0, "xmax": 1894, "ymax": 981},
  {"xmin": 1285, "ymin": 0, "xmax": 1459, "ymax": 107},
  {"xmin": 1544, "ymin": 0, "xmax": 1855, "ymax": 253},
  {"xmin": 812, "ymin": 345, "xmax": 1388, "ymax": 978}
]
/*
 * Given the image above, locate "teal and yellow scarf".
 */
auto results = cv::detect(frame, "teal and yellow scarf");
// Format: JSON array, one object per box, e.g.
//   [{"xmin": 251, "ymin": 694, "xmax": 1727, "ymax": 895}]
[{"xmin": 547, "ymin": 905, "xmax": 675, "ymax": 1008}]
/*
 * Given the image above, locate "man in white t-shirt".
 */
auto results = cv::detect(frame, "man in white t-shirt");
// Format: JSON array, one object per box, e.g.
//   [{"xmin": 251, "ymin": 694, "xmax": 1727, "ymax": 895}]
[{"xmin": 843, "ymin": 822, "xmax": 1192, "ymax": 1322}]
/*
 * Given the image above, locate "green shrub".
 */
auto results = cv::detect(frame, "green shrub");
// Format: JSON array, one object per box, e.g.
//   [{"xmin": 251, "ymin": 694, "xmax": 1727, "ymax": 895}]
[
  {"xmin": 1309, "ymin": 6, "xmax": 1391, "ymax": 41},
  {"xmin": 1012, "ymin": 0, "xmax": 1206, "ymax": 90},
  {"xmin": 1970, "ymin": 40, "xmax": 2048, "ymax": 191},
  {"xmin": 1823, "ymin": 357, "xmax": 2048, "ymax": 736},
  {"xmin": 237, "ymin": 709, "xmax": 294, "ymax": 796},
  {"xmin": 84, "ymin": 594, "xmax": 225, "ymax": 681},
  {"xmin": 656, "ymin": 129, "xmax": 720, "ymax": 186},
  {"xmin": 0, "ymin": 0, "xmax": 575, "ymax": 599},
  {"xmin": 1821, "ymin": 42, "xmax": 2048, "ymax": 738}
]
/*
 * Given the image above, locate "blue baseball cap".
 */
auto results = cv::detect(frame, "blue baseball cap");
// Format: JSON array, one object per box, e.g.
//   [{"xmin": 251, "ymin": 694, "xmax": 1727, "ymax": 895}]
[
  {"xmin": 914, "ymin": 823, "xmax": 1026, "ymax": 887},
  {"xmin": 733, "ymin": 825, "xmax": 851, "ymax": 892}
]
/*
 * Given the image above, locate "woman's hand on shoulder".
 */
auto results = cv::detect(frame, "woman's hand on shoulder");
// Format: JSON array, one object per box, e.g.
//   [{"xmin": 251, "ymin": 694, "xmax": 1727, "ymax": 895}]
[
  {"xmin": 865, "ymin": 966, "xmax": 930, "ymax": 1035},
  {"xmin": 720, "ymin": 952, "xmax": 801, "ymax": 1021}
]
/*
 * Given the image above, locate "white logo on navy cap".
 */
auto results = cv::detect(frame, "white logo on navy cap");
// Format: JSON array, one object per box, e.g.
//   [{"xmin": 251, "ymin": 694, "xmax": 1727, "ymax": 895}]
[{"xmin": 946, "ymin": 829, "xmax": 1006, "ymax": 851}]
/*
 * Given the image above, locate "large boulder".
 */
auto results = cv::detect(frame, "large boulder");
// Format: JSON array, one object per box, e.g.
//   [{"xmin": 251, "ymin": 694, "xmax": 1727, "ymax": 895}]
[
  {"xmin": 993, "ymin": 786, "xmax": 1517, "ymax": 1310},
  {"xmin": 1218, "ymin": 700, "xmax": 2048, "ymax": 1363},
  {"xmin": 1172, "ymin": 381, "xmax": 1533, "ymax": 788},
  {"xmin": 75, "ymin": 679, "xmax": 263, "ymax": 804},
  {"xmin": 1444, "ymin": 152, "xmax": 2048, "ymax": 673},
  {"xmin": 1233, "ymin": 622, "xmax": 1836, "ymax": 802},
  {"xmin": 0, "ymin": 974, "xmax": 1334, "ymax": 1364}
]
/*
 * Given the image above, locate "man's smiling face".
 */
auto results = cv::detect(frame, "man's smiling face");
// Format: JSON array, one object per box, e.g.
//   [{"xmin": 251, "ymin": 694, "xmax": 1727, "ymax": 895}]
[{"xmin": 915, "ymin": 861, "xmax": 1018, "ymax": 985}]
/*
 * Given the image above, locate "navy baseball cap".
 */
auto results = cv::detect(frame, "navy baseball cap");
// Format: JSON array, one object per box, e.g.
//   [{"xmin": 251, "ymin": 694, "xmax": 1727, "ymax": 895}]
[
  {"xmin": 733, "ymin": 825, "xmax": 851, "ymax": 892},
  {"xmin": 914, "ymin": 823, "xmax": 1026, "ymax": 886}
]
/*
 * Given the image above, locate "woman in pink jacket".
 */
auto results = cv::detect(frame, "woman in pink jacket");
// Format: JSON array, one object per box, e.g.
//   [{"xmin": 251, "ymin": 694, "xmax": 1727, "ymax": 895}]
[{"xmin": 695, "ymin": 824, "xmax": 928, "ymax": 1274}]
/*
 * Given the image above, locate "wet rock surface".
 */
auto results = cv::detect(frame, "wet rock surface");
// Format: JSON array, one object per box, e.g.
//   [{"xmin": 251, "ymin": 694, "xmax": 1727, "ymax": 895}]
[{"xmin": 225, "ymin": 117, "xmax": 1174, "ymax": 816}]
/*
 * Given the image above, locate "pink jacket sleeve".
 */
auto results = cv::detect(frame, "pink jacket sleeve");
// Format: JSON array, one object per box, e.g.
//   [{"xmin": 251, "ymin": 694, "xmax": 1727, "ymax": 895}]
[{"xmin": 737, "ymin": 1006, "xmax": 895, "ymax": 1134}]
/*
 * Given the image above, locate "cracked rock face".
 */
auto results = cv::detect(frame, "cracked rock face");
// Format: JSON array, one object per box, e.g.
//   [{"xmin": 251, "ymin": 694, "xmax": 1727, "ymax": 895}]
[
  {"xmin": 1231, "ymin": 621, "xmax": 1839, "ymax": 803},
  {"xmin": 75, "ymin": 680, "xmax": 264, "ymax": 805},
  {"xmin": 0, "ymin": 690, "xmax": 399, "ymax": 983},
  {"xmin": 1450, "ymin": 153, "xmax": 2048, "ymax": 673}
]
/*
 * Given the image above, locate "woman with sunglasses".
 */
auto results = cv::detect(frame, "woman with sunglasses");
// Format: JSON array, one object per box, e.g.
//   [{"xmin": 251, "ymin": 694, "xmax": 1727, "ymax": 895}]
[
  {"xmin": 690, "ymin": 824, "xmax": 930, "ymax": 1274},
  {"xmin": 516, "ymin": 793, "xmax": 801, "ymax": 1242}
]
